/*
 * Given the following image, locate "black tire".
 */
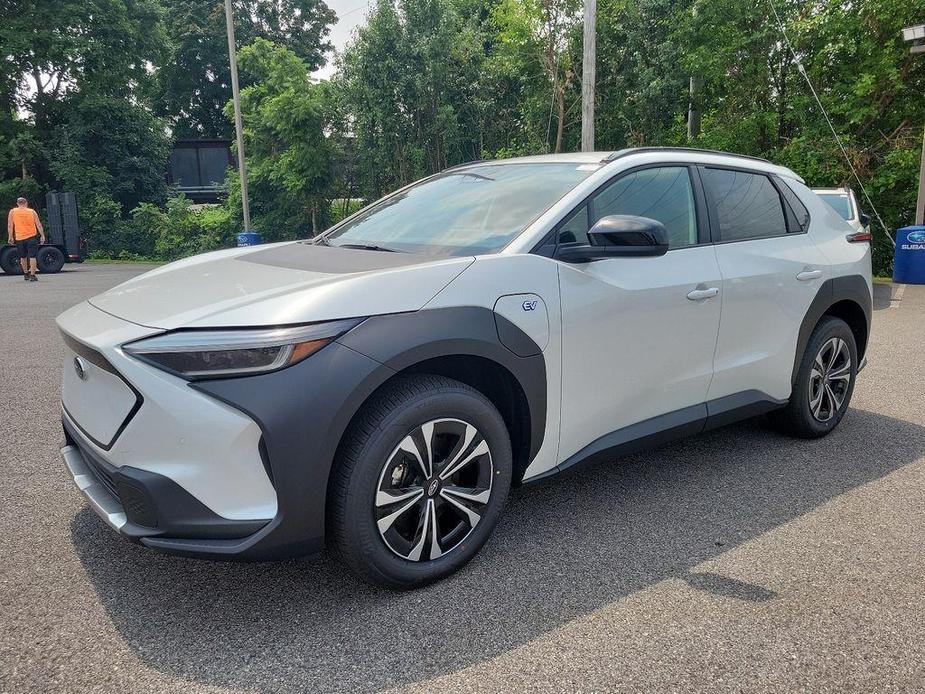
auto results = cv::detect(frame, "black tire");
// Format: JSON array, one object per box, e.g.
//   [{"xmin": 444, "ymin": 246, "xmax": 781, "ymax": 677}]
[
  {"xmin": 769, "ymin": 316, "xmax": 858, "ymax": 438},
  {"xmin": 1, "ymin": 247, "xmax": 22, "ymax": 274},
  {"xmin": 328, "ymin": 374, "xmax": 512, "ymax": 589},
  {"xmin": 37, "ymin": 246, "xmax": 65, "ymax": 273}
]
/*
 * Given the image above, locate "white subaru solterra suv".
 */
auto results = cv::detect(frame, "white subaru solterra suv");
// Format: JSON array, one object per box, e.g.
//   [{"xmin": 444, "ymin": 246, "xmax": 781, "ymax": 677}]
[{"xmin": 58, "ymin": 147, "xmax": 872, "ymax": 588}]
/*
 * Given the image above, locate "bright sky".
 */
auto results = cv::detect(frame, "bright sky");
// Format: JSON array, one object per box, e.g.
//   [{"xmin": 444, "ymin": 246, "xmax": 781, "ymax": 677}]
[{"xmin": 312, "ymin": 0, "xmax": 373, "ymax": 80}]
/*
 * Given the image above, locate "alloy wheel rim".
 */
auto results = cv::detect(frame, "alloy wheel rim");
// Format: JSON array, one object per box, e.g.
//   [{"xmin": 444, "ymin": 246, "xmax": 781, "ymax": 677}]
[
  {"xmin": 808, "ymin": 337, "xmax": 852, "ymax": 422},
  {"xmin": 375, "ymin": 418, "xmax": 493, "ymax": 561}
]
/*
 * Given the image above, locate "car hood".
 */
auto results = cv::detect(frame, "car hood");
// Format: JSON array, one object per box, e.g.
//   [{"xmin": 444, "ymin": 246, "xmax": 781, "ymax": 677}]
[{"xmin": 88, "ymin": 242, "xmax": 475, "ymax": 330}]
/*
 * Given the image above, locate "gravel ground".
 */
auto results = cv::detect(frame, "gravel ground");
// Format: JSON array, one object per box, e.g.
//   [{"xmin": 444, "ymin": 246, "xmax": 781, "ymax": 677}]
[{"xmin": 1, "ymin": 264, "xmax": 924, "ymax": 694}]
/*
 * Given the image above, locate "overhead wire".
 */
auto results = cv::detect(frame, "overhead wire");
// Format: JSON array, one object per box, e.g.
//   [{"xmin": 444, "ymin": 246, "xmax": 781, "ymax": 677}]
[{"xmin": 766, "ymin": 0, "xmax": 895, "ymax": 247}]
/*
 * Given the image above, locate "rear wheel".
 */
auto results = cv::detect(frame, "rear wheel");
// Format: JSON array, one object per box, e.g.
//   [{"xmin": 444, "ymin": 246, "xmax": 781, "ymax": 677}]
[
  {"xmin": 0, "ymin": 247, "xmax": 22, "ymax": 274},
  {"xmin": 770, "ymin": 316, "xmax": 857, "ymax": 438},
  {"xmin": 328, "ymin": 374, "xmax": 512, "ymax": 589},
  {"xmin": 37, "ymin": 246, "xmax": 65, "ymax": 273}
]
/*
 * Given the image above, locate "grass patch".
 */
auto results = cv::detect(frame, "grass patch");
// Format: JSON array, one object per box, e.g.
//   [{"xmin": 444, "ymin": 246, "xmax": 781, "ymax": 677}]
[{"xmin": 86, "ymin": 258, "xmax": 161, "ymax": 265}]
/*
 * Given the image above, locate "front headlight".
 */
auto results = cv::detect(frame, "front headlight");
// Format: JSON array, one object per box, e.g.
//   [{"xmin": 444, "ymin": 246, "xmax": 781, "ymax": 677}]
[{"xmin": 123, "ymin": 318, "xmax": 363, "ymax": 380}]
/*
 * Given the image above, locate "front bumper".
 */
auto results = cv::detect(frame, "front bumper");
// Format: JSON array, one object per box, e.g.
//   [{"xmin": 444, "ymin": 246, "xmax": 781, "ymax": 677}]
[
  {"xmin": 63, "ymin": 416, "xmax": 270, "ymax": 544},
  {"xmin": 58, "ymin": 301, "xmax": 395, "ymax": 560}
]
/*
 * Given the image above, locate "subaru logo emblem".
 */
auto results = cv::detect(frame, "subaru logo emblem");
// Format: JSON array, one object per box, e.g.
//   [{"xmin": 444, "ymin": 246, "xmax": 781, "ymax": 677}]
[
  {"xmin": 522, "ymin": 300, "xmax": 538, "ymax": 312},
  {"xmin": 73, "ymin": 356, "xmax": 88, "ymax": 381},
  {"xmin": 907, "ymin": 230, "xmax": 925, "ymax": 243}
]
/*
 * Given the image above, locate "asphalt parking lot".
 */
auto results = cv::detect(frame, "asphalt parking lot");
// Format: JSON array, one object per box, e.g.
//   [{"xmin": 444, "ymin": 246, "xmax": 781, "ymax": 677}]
[{"xmin": 2, "ymin": 263, "xmax": 924, "ymax": 693}]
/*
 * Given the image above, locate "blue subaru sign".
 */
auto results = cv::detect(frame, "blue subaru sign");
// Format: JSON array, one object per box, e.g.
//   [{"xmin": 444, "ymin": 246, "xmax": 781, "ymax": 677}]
[
  {"xmin": 236, "ymin": 231, "xmax": 262, "ymax": 247},
  {"xmin": 893, "ymin": 225, "xmax": 925, "ymax": 285}
]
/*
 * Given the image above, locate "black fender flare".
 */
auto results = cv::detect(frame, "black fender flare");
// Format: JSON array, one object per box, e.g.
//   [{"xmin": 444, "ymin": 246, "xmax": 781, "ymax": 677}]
[
  {"xmin": 791, "ymin": 275, "xmax": 872, "ymax": 385},
  {"xmin": 338, "ymin": 306, "xmax": 548, "ymax": 463}
]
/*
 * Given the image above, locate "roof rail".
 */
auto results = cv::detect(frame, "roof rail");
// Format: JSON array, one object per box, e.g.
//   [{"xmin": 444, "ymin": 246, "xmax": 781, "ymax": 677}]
[
  {"xmin": 442, "ymin": 159, "xmax": 488, "ymax": 172},
  {"xmin": 604, "ymin": 147, "xmax": 772, "ymax": 165}
]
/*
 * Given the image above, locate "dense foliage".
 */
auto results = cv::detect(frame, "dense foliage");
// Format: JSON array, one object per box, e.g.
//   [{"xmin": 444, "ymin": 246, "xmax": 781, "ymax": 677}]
[{"xmin": 1, "ymin": 0, "xmax": 923, "ymax": 272}]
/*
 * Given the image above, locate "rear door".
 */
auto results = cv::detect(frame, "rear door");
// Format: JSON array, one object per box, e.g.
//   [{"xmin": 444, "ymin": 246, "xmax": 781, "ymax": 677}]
[{"xmin": 701, "ymin": 167, "xmax": 825, "ymax": 403}]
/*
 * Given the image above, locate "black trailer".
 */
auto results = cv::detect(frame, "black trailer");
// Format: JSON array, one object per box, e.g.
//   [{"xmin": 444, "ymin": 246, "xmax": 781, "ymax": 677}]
[{"xmin": 1, "ymin": 192, "xmax": 84, "ymax": 274}]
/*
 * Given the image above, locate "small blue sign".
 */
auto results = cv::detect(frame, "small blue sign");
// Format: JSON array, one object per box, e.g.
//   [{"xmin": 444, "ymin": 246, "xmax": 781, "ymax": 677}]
[
  {"xmin": 236, "ymin": 231, "xmax": 262, "ymax": 247},
  {"xmin": 893, "ymin": 225, "xmax": 925, "ymax": 285}
]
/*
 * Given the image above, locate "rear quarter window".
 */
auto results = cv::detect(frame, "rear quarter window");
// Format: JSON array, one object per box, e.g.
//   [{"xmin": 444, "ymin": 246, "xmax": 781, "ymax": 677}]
[{"xmin": 775, "ymin": 178, "xmax": 811, "ymax": 233}]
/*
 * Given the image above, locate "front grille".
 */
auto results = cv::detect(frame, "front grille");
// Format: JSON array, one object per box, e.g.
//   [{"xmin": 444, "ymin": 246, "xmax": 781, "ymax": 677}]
[{"xmin": 65, "ymin": 425, "xmax": 120, "ymax": 499}]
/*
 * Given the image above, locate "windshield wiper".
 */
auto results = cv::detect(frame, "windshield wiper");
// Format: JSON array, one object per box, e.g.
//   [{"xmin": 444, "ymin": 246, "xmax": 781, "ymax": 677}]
[{"xmin": 336, "ymin": 243, "xmax": 403, "ymax": 253}]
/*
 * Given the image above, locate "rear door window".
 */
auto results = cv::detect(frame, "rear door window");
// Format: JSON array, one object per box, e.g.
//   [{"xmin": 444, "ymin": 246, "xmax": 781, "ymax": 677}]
[{"xmin": 701, "ymin": 168, "xmax": 788, "ymax": 242}]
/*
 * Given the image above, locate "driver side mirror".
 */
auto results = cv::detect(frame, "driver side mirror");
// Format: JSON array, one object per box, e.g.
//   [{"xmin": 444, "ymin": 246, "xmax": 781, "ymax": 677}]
[{"xmin": 557, "ymin": 215, "xmax": 669, "ymax": 263}]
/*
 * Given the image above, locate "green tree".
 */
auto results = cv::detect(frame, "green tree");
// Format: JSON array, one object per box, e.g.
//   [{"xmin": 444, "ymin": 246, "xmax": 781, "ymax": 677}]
[
  {"xmin": 0, "ymin": 0, "xmax": 168, "ymax": 128},
  {"xmin": 156, "ymin": 0, "xmax": 336, "ymax": 138},
  {"xmin": 50, "ymin": 93, "xmax": 171, "ymax": 245},
  {"xmin": 594, "ymin": 0, "xmax": 692, "ymax": 148},
  {"xmin": 337, "ymin": 0, "xmax": 489, "ymax": 197},
  {"xmin": 0, "ymin": 0, "xmax": 171, "ymax": 247},
  {"xmin": 489, "ymin": 0, "xmax": 583, "ymax": 153},
  {"xmin": 227, "ymin": 38, "xmax": 332, "ymax": 238}
]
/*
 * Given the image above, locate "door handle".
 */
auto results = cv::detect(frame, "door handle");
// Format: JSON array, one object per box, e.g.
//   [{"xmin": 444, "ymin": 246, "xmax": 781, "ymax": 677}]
[
  {"xmin": 796, "ymin": 269, "xmax": 823, "ymax": 281},
  {"xmin": 687, "ymin": 287, "xmax": 720, "ymax": 301}
]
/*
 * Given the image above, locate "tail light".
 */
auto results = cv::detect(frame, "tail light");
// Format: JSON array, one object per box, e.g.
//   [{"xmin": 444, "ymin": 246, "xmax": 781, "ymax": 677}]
[{"xmin": 846, "ymin": 231, "xmax": 872, "ymax": 243}]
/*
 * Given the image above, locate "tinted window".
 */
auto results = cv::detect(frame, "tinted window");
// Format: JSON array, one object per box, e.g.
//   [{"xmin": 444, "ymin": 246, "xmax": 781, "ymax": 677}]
[
  {"xmin": 701, "ymin": 168, "xmax": 788, "ymax": 241},
  {"xmin": 326, "ymin": 163, "xmax": 594, "ymax": 256},
  {"xmin": 199, "ymin": 147, "xmax": 230, "ymax": 186},
  {"xmin": 592, "ymin": 167, "xmax": 698, "ymax": 249},
  {"xmin": 817, "ymin": 193, "xmax": 853, "ymax": 221},
  {"xmin": 777, "ymin": 179, "xmax": 810, "ymax": 232},
  {"xmin": 169, "ymin": 148, "xmax": 198, "ymax": 186},
  {"xmin": 557, "ymin": 204, "xmax": 589, "ymax": 245}
]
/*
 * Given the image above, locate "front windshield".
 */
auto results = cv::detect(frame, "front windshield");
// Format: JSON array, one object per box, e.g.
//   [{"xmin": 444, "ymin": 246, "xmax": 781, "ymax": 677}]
[
  {"xmin": 324, "ymin": 163, "xmax": 596, "ymax": 255},
  {"xmin": 818, "ymin": 193, "xmax": 853, "ymax": 221}
]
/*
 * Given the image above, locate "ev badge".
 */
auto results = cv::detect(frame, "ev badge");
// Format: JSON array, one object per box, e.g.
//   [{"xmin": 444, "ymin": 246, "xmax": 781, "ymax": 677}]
[
  {"xmin": 522, "ymin": 300, "xmax": 538, "ymax": 312},
  {"xmin": 73, "ymin": 356, "xmax": 89, "ymax": 381}
]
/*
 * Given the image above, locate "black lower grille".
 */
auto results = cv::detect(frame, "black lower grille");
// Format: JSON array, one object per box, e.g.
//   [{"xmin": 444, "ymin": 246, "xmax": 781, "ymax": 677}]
[{"xmin": 78, "ymin": 443, "xmax": 120, "ymax": 498}]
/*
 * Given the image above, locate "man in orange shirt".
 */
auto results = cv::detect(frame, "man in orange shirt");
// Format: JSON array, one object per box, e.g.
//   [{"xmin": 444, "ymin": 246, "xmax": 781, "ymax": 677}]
[{"xmin": 7, "ymin": 197, "xmax": 45, "ymax": 281}]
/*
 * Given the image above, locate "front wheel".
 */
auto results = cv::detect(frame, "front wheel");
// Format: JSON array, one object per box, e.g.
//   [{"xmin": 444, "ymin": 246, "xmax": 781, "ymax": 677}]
[
  {"xmin": 770, "ymin": 316, "xmax": 858, "ymax": 438},
  {"xmin": 328, "ymin": 374, "xmax": 512, "ymax": 589}
]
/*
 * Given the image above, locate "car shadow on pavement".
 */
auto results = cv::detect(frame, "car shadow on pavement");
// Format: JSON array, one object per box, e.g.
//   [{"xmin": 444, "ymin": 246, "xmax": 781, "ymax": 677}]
[{"xmin": 71, "ymin": 408, "xmax": 923, "ymax": 693}]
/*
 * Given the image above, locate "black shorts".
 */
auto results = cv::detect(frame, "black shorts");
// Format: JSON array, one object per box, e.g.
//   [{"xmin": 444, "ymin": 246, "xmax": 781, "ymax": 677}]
[{"xmin": 15, "ymin": 236, "xmax": 39, "ymax": 259}]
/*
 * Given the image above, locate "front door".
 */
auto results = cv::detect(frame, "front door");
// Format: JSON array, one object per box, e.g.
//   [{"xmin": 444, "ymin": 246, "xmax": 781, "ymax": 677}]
[{"xmin": 555, "ymin": 165, "xmax": 723, "ymax": 464}]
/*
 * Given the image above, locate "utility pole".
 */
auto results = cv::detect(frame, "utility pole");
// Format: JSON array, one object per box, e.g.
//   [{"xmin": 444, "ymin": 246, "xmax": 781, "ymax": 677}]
[
  {"xmin": 581, "ymin": 0, "xmax": 596, "ymax": 152},
  {"xmin": 687, "ymin": 5, "xmax": 701, "ymax": 140},
  {"xmin": 917, "ymin": 127, "xmax": 925, "ymax": 226},
  {"xmin": 225, "ymin": 0, "xmax": 252, "ymax": 232},
  {"xmin": 687, "ymin": 76, "xmax": 701, "ymax": 140},
  {"xmin": 903, "ymin": 24, "xmax": 925, "ymax": 225}
]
